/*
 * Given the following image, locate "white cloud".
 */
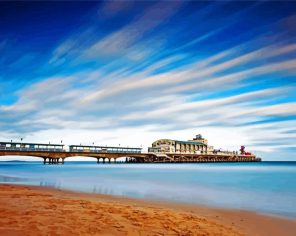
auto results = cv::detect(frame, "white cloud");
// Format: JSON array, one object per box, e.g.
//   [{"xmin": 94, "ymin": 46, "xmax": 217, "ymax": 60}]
[{"xmin": 2, "ymin": 6, "xmax": 296, "ymax": 161}]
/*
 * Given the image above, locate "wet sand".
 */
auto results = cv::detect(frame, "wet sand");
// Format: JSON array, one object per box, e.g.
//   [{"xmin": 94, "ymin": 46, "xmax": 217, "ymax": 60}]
[{"xmin": 0, "ymin": 184, "xmax": 295, "ymax": 236}]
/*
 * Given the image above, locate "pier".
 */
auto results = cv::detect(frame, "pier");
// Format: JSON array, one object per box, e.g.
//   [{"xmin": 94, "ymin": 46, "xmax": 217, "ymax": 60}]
[
  {"xmin": 0, "ymin": 142, "xmax": 261, "ymax": 164},
  {"xmin": 0, "ymin": 149, "xmax": 260, "ymax": 164}
]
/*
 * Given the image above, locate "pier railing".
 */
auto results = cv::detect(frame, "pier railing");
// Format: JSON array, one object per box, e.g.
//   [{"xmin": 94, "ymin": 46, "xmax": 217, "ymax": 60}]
[
  {"xmin": 0, "ymin": 147, "xmax": 65, "ymax": 152},
  {"xmin": 70, "ymin": 149, "xmax": 141, "ymax": 154}
]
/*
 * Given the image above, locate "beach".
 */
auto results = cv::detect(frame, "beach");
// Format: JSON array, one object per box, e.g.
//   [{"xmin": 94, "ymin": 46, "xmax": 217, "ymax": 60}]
[{"xmin": 0, "ymin": 184, "xmax": 295, "ymax": 236}]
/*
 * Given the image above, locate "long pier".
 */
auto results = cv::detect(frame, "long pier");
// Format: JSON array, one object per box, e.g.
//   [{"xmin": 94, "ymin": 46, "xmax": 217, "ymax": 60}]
[{"xmin": 0, "ymin": 149, "xmax": 261, "ymax": 164}]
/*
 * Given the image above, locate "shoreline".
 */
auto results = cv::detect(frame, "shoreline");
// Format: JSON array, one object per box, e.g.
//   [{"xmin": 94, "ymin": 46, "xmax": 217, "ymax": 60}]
[
  {"xmin": 0, "ymin": 184, "xmax": 295, "ymax": 235},
  {"xmin": 3, "ymin": 180, "xmax": 295, "ymax": 221}
]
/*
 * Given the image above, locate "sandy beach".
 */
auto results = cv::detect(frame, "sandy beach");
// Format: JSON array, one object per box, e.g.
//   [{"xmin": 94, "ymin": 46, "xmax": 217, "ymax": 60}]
[{"xmin": 0, "ymin": 184, "xmax": 295, "ymax": 236}]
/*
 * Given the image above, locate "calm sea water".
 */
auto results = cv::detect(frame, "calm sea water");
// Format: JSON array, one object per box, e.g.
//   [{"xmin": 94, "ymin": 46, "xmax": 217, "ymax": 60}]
[{"xmin": 0, "ymin": 161, "xmax": 295, "ymax": 218}]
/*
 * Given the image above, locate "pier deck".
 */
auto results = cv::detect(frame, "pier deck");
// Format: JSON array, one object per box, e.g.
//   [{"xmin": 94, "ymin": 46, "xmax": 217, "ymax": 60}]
[{"xmin": 0, "ymin": 149, "xmax": 261, "ymax": 164}]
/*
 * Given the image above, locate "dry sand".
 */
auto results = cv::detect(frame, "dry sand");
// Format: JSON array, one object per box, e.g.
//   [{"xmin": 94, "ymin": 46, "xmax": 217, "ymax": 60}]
[{"xmin": 0, "ymin": 184, "xmax": 295, "ymax": 236}]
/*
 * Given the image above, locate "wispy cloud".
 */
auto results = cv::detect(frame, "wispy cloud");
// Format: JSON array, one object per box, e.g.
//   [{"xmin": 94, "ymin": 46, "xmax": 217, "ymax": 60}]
[{"xmin": 1, "ymin": 1, "xmax": 296, "ymax": 159}]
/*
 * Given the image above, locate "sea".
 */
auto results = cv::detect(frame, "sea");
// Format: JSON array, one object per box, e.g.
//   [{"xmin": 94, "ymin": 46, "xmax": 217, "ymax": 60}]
[{"xmin": 0, "ymin": 161, "xmax": 295, "ymax": 219}]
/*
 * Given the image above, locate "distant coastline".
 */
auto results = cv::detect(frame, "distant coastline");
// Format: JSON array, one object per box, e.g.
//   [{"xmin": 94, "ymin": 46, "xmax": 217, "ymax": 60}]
[{"xmin": 2, "ymin": 160, "xmax": 28, "ymax": 162}]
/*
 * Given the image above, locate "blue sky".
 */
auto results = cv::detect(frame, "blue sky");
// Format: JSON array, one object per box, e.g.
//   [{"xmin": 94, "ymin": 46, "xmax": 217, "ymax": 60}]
[{"xmin": 0, "ymin": 1, "xmax": 295, "ymax": 160}]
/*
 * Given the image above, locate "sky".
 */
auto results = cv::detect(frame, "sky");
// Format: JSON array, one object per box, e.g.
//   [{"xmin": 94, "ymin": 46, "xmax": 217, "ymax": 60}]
[{"xmin": 0, "ymin": 1, "xmax": 296, "ymax": 161}]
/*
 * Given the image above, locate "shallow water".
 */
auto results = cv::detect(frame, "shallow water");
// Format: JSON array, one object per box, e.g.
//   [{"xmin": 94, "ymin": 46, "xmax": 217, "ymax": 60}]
[{"xmin": 0, "ymin": 161, "xmax": 295, "ymax": 218}]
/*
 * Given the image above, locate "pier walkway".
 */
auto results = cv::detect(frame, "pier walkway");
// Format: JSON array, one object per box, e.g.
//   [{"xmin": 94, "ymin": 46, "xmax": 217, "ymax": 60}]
[{"xmin": 0, "ymin": 149, "xmax": 261, "ymax": 164}]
